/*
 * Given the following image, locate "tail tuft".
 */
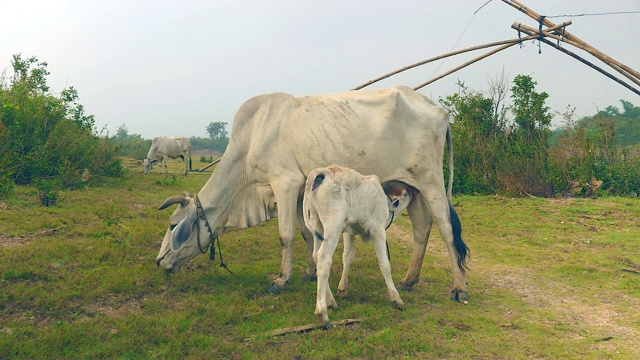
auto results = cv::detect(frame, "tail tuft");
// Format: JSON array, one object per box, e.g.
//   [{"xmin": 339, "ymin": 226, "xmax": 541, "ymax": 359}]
[{"xmin": 449, "ymin": 201, "xmax": 469, "ymax": 273}]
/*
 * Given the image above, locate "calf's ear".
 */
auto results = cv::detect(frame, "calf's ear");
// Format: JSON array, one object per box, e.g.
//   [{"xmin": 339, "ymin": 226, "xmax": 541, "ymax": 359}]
[
  {"xmin": 171, "ymin": 211, "xmax": 197, "ymax": 251},
  {"xmin": 389, "ymin": 199, "xmax": 400, "ymax": 210}
]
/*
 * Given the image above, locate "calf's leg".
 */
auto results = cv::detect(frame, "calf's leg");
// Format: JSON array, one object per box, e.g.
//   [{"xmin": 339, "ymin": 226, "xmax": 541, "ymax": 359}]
[
  {"xmin": 370, "ymin": 230, "xmax": 404, "ymax": 309},
  {"xmin": 314, "ymin": 233, "xmax": 340, "ymax": 328},
  {"xmin": 337, "ymin": 233, "xmax": 356, "ymax": 297}
]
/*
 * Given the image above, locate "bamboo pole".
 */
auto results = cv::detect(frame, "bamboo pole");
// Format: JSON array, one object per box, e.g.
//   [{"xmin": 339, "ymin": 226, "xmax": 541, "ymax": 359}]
[
  {"xmin": 512, "ymin": 23, "xmax": 640, "ymax": 88},
  {"xmin": 352, "ymin": 21, "xmax": 570, "ymax": 91},
  {"xmin": 199, "ymin": 157, "xmax": 221, "ymax": 172},
  {"xmin": 352, "ymin": 35, "xmax": 538, "ymax": 91},
  {"xmin": 412, "ymin": 21, "xmax": 572, "ymax": 90},
  {"xmin": 516, "ymin": 27, "xmax": 640, "ymax": 97},
  {"xmin": 413, "ymin": 41, "xmax": 519, "ymax": 91},
  {"xmin": 502, "ymin": 0, "xmax": 640, "ymax": 81}
]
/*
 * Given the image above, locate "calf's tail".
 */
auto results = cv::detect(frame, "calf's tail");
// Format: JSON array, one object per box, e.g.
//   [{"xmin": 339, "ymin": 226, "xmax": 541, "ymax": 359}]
[{"xmin": 303, "ymin": 169, "xmax": 329, "ymax": 241}]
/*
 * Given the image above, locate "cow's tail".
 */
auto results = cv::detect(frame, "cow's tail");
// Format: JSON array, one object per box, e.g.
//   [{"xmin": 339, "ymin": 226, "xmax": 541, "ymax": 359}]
[
  {"xmin": 446, "ymin": 125, "xmax": 469, "ymax": 273},
  {"xmin": 446, "ymin": 125, "xmax": 454, "ymax": 202},
  {"xmin": 189, "ymin": 154, "xmax": 192, "ymax": 171}
]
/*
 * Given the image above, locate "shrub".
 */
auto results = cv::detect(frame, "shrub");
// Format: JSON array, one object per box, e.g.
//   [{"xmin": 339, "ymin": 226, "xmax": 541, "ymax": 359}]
[{"xmin": 0, "ymin": 54, "xmax": 123, "ymax": 195}]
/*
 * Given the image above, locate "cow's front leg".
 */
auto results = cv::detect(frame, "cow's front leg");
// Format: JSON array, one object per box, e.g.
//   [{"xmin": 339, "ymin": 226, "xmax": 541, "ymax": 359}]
[
  {"xmin": 267, "ymin": 183, "xmax": 301, "ymax": 294},
  {"xmin": 398, "ymin": 195, "xmax": 433, "ymax": 291}
]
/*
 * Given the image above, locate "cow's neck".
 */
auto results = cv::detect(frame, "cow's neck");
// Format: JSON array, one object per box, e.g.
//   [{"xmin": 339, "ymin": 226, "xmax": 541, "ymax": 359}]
[
  {"xmin": 197, "ymin": 148, "xmax": 278, "ymax": 231},
  {"xmin": 196, "ymin": 158, "xmax": 238, "ymax": 234}
]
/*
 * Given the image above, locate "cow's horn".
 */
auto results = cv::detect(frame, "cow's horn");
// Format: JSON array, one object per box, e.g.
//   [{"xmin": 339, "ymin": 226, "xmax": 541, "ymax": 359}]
[{"xmin": 158, "ymin": 195, "xmax": 189, "ymax": 210}]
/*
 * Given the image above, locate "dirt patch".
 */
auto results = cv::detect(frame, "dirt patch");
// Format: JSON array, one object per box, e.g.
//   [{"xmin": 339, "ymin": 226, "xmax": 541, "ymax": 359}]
[
  {"xmin": 481, "ymin": 265, "xmax": 640, "ymax": 354},
  {"xmin": 0, "ymin": 234, "xmax": 30, "ymax": 248},
  {"xmin": 82, "ymin": 294, "xmax": 142, "ymax": 318},
  {"xmin": 0, "ymin": 225, "xmax": 65, "ymax": 248}
]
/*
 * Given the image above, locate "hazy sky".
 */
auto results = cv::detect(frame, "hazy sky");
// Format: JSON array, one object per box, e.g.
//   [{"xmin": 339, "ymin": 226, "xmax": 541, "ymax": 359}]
[{"xmin": 2, "ymin": 1, "xmax": 639, "ymax": 139}]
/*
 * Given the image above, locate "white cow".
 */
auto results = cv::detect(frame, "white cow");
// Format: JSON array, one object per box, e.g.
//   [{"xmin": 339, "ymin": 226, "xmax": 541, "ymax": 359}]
[
  {"xmin": 303, "ymin": 165, "xmax": 412, "ymax": 327},
  {"xmin": 155, "ymin": 85, "xmax": 470, "ymax": 303},
  {"xmin": 143, "ymin": 136, "xmax": 192, "ymax": 176}
]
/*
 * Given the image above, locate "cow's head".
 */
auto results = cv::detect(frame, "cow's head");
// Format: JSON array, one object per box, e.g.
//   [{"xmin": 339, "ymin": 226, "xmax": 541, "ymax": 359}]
[
  {"xmin": 142, "ymin": 158, "xmax": 155, "ymax": 174},
  {"xmin": 155, "ymin": 192, "xmax": 223, "ymax": 272}
]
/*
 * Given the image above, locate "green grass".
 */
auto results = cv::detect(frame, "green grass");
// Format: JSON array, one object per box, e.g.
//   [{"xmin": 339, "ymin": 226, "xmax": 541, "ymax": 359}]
[{"xmin": 1, "ymin": 159, "xmax": 640, "ymax": 359}]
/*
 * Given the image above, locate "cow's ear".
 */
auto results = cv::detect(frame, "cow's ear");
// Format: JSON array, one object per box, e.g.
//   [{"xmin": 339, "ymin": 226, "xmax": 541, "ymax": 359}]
[{"xmin": 171, "ymin": 212, "xmax": 196, "ymax": 251}]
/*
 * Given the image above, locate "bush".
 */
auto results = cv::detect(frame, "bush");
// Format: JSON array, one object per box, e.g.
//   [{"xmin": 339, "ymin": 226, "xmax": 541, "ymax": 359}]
[
  {"xmin": 34, "ymin": 178, "xmax": 63, "ymax": 207},
  {"xmin": 0, "ymin": 54, "xmax": 123, "ymax": 196}
]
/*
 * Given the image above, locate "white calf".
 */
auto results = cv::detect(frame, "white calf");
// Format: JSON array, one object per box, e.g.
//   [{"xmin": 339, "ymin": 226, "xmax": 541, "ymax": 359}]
[
  {"xmin": 303, "ymin": 165, "xmax": 413, "ymax": 327},
  {"xmin": 337, "ymin": 182, "xmax": 415, "ymax": 298}
]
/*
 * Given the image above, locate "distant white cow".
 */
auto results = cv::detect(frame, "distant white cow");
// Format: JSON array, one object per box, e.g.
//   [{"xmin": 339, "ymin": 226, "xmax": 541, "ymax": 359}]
[
  {"xmin": 143, "ymin": 136, "xmax": 192, "ymax": 176},
  {"xmin": 303, "ymin": 165, "xmax": 413, "ymax": 327}
]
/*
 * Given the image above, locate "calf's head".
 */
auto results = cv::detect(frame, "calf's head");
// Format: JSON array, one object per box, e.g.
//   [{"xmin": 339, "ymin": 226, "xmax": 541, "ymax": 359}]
[{"xmin": 383, "ymin": 182, "xmax": 417, "ymax": 218}]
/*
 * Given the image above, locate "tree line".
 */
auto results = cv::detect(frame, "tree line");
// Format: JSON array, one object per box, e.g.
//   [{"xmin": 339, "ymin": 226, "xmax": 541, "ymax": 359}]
[
  {"xmin": 443, "ymin": 74, "xmax": 640, "ymax": 197},
  {"xmin": 2, "ymin": 54, "xmax": 638, "ymax": 203}
]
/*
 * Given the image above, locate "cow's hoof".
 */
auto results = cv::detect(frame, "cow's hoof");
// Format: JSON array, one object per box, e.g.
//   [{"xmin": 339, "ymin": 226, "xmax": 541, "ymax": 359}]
[
  {"xmin": 266, "ymin": 282, "xmax": 283, "ymax": 294},
  {"xmin": 392, "ymin": 300, "xmax": 405, "ymax": 310},
  {"xmin": 451, "ymin": 289, "xmax": 469, "ymax": 304},
  {"xmin": 303, "ymin": 273, "xmax": 317, "ymax": 282},
  {"xmin": 397, "ymin": 281, "xmax": 415, "ymax": 292},
  {"xmin": 336, "ymin": 289, "xmax": 348, "ymax": 298}
]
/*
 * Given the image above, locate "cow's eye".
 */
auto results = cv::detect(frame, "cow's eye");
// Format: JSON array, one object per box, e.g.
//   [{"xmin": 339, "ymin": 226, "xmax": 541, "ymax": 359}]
[{"xmin": 170, "ymin": 224, "xmax": 177, "ymax": 231}]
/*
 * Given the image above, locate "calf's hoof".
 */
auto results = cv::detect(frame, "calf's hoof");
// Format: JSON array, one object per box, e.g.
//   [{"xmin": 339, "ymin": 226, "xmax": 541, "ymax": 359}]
[
  {"xmin": 316, "ymin": 314, "xmax": 330, "ymax": 330},
  {"xmin": 392, "ymin": 299, "xmax": 405, "ymax": 310},
  {"xmin": 336, "ymin": 289, "xmax": 348, "ymax": 298},
  {"xmin": 450, "ymin": 289, "xmax": 469, "ymax": 304}
]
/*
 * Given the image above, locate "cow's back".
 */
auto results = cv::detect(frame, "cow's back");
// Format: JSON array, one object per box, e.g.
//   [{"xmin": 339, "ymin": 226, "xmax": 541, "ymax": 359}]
[{"xmin": 230, "ymin": 86, "xmax": 449, "ymax": 189}]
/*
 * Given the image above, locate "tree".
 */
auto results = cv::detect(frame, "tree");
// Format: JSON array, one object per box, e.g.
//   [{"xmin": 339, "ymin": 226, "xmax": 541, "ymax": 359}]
[
  {"xmin": 206, "ymin": 121, "xmax": 228, "ymax": 140},
  {"xmin": 441, "ymin": 81, "xmax": 507, "ymax": 194},
  {"xmin": 504, "ymin": 75, "xmax": 553, "ymax": 196}
]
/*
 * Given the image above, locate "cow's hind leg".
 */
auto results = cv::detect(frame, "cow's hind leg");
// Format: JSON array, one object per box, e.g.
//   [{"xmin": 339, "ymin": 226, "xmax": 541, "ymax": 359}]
[
  {"xmin": 423, "ymin": 188, "xmax": 470, "ymax": 303},
  {"xmin": 297, "ymin": 200, "xmax": 317, "ymax": 281},
  {"xmin": 337, "ymin": 233, "xmax": 356, "ymax": 297},
  {"xmin": 370, "ymin": 231, "xmax": 404, "ymax": 310},
  {"xmin": 398, "ymin": 195, "xmax": 433, "ymax": 291}
]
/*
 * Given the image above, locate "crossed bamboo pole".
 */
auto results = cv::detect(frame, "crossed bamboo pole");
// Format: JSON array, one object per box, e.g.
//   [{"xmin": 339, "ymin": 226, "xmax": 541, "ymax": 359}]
[
  {"xmin": 513, "ymin": 23, "xmax": 640, "ymax": 97},
  {"xmin": 502, "ymin": 0, "xmax": 640, "ymax": 83},
  {"xmin": 353, "ymin": 0, "xmax": 639, "ymax": 96}
]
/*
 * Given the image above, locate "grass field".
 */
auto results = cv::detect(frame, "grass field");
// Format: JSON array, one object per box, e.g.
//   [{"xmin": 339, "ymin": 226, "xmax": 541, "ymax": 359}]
[{"xmin": 1, "ymin": 158, "xmax": 640, "ymax": 359}]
